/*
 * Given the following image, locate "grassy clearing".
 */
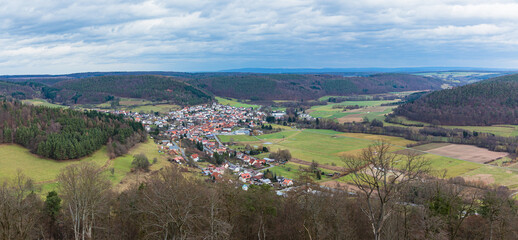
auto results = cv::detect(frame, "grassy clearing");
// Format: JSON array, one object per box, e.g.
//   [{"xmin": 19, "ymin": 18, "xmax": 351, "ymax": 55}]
[
  {"xmin": 127, "ymin": 104, "xmax": 180, "ymax": 113},
  {"xmin": 0, "ymin": 138, "xmax": 168, "ymax": 194},
  {"xmin": 0, "ymin": 144, "xmax": 108, "ymax": 183},
  {"xmin": 22, "ymin": 99, "xmax": 67, "ymax": 108},
  {"xmin": 216, "ymin": 96, "xmax": 259, "ymax": 109},
  {"xmin": 308, "ymin": 100, "xmax": 398, "ymax": 120}
]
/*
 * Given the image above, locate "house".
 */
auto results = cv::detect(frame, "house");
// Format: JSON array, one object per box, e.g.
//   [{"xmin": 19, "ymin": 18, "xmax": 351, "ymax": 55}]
[
  {"xmin": 281, "ymin": 179, "xmax": 293, "ymax": 187},
  {"xmin": 239, "ymin": 173, "xmax": 251, "ymax": 182},
  {"xmin": 191, "ymin": 154, "xmax": 199, "ymax": 162}
]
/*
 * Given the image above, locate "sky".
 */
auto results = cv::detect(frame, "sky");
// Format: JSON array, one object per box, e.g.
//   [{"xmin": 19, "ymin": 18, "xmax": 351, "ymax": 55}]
[{"xmin": 1, "ymin": 0, "xmax": 518, "ymax": 74}]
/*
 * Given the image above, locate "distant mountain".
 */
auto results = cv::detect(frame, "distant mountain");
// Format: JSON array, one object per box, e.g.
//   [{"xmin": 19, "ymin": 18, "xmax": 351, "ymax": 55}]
[
  {"xmin": 218, "ymin": 67, "xmax": 517, "ymax": 74},
  {"xmin": 395, "ymin": 74, "xmax": 518, "ymax": 125}
]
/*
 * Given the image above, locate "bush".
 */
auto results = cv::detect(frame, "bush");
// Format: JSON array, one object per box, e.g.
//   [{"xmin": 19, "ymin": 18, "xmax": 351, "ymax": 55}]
[{"xmin": 132, "ymin": 153, "xmax": 150, "ymax": 171}]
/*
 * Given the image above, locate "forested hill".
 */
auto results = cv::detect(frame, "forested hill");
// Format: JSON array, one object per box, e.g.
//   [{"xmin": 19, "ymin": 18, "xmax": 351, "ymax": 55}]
[
  {"xmin": 394, "ymin": 74, "xmax": 518, "ymax": 125},
  {"xmin": 52, "ymin": 75, "xmax": 213, "ymax": 105},
  {"xmin": 1, "ymin": 72, "xmax": 443, "ymax": 102},
  {"xmin": 0, "ymin": 100, "xmax": 146, "ymax": 160},
  {"xmin": 185, "ymin": 73, "xmax": 443, "ymax": 100}
]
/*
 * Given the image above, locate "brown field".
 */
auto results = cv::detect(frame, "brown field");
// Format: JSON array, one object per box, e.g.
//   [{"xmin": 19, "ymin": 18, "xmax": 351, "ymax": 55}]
[
  {"xmin": 425, "ymin": 144, "xmax": 508, "ymax": 164},
  {"xmin": 337, "ymin": 114, "xmax": 363, "ymax": 123}
]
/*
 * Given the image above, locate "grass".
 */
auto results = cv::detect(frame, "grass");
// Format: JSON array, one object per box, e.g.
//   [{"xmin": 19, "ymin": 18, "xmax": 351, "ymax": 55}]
[
  {"xmin": 308, "ymin": 100, "xmax": 398, "ymax": 120},
  {"xmin": 0, "ymin": 138, "xmax": 169, "ymax": 195},
  {"xmin": 216, "ymin": 96, "xmax": 260, "ymax": 109},
  {"xmin": 423, "ymin": 154, "xmax": 482, "ymax": 178},
  {"xmin": 22, "ymin": 99, "xmax": 67, "ymax": 108},
  {"xmin": 0, "ymin": 144, "xmax": 108, "ymax": 183},
  {"xmin": 127, "ymin": 104, "xmax": 180, "ymax": 113},
  {"xmin": 265, "ymin": 162, "xmax": 334, "ymax": 182}
]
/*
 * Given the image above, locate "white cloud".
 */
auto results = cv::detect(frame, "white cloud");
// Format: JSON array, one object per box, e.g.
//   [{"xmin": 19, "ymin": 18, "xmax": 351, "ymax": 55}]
[{"xmin": 0, "ymin": 0, "xmax": 518, "ymax": 74}]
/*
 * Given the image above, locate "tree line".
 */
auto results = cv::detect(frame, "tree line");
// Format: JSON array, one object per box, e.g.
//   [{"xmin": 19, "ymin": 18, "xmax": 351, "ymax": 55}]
[
  {"xmin": 297, "ymin": 116, "xmax": 518, "ymax": 155},
  {"xmin": 2, "ymin": 158, "xmax": 518, "ymax": 240},
  {"xmin": 0, "ymin": 100, "xmax": 146, "ymax": 160}
]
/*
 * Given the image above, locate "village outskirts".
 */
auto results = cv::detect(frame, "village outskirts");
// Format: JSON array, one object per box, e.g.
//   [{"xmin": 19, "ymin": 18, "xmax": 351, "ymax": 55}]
[{"xmin": 111, "ymin": 103, "xmax": 314, "ymax": 193}]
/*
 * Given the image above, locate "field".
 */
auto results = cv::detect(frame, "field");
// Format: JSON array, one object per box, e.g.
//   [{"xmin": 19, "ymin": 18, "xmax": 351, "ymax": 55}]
[
  {"xmin": 92, "ymin": 98, "xmax": 180, "ymax": 113},
  {"xmin": 421, "ymin": 143, "xmax": 508, "ymax": 164},
  {"xmin": 307, "ymin": 100, "xmax": 399, "ymax": 121},
  {"xmin": 221, "ymin": 128, "xmax": 518, "ymax": 190},
  {"xmin": 0, "ymin": 138, "xmax": 169, "ymax": 194},
  {"xmin": 22, "ymin": 98, "xmax": 67, "ymax": 108},
  {"xmin": 216, "ymin": 96, "xmax": 259, "ymax": 109}
]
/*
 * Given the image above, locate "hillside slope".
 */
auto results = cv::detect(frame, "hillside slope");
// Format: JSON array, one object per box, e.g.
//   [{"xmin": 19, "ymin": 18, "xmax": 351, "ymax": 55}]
[
  {"xmin": 0, "ymin": 100, "xmax": 146, "ymax": 160},
  {"xmin": 186, "ymin": 73, "xmax": 443, "ymax": 100},
  {"xmin": 395, "ymin": 74, "xmax": 518, "ymax": 125},
  {"xmin": 53, "ymin": 75, "xmax": 213, "ymax": 105}
]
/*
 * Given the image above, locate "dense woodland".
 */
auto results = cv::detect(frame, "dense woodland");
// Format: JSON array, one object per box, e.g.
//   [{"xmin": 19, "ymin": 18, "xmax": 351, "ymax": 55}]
[
  {"xmin": 2, "ymin": 162, "xmax": 518, "ymax": 240},
  {"xmin": 53, "ymin": 75, "xmax": 213, "ymax": 105},
  {"xmin": 0, "ymin": 100, "xmax": 146, "ymax": 160},
  {"xmin": 1, "ymin": 73, "xmax": 443, "ymax": 104},
  {"xmin": 395, "ymin": 74, "xmax": 518, "ymax": 125},
  {"xmin": 186, "ymin": 73, "xmax": 443, "ymax": 100}
]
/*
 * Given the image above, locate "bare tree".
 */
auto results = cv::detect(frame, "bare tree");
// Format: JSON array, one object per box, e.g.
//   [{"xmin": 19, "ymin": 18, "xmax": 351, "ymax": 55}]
[
  {"xmin": 0, "ymin": 171, "xmax": 42, "ymax": 240},
  {"xmin": 342, "ymin": 141, "xmax": 429, "ymax": 240},
  {"xmin": 58, "ymin": 162, "xmax": 111, "ymax": 240}
]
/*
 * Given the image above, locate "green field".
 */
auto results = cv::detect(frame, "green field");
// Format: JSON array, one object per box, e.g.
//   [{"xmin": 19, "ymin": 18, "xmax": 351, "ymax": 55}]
[
  {"xmin": 222, "ymin": 128, "xmax": 518, "ymax": 189},
  {"xmin": 0, "ymin": 138, "xmax": 169, "ymax": 194},
  {"xmin": 308, "ymin": 100, "xmax": 398, "ymax": 120},
  {"xmin": 22, "ymin": 99, "xmax": 67, "ymax": 108},
  {"xmin": 264, "ymin": 162, "xmax": 334, "ymax": 182},
  {"xmin": 216, "ymin": 96, "xmax": 260, "ymax": 109}
]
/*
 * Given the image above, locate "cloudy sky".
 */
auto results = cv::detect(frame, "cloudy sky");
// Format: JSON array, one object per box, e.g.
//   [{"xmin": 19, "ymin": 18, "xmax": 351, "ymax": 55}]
[{"xmin": 1, "ymin": 0, "xmax": 518, "ymax": 74}]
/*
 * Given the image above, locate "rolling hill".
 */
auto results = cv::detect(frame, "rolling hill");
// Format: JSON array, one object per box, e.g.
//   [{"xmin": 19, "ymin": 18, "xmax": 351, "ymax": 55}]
[
  {"xmin": 0, "ymin": 72, "xmax": 444, "ymax": 104},
  {"xmin": 185, "ymin": 73, "xmax": 444, "ymax": 100},
  {"xmin": 395, "ymin": 74, "xmax": 518, "ymax": 125},
  {"xmin": 52, "ymin": 75, "xmax": 213, "ymax": 105}
]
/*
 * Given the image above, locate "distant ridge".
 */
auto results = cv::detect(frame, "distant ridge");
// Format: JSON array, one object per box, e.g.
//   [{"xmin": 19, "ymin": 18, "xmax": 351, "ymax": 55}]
[{"xmin": 219, "ymin": 67, "xmax": 517, "ymax": 74}]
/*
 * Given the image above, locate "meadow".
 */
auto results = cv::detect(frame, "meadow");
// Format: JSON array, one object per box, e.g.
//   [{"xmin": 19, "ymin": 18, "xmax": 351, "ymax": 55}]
[
  {"xmin": 221, "ymin": 128, "xmax": 518, "ymax": 190},
  {"xmin": 307, "ymin": 100, "xmax": 399, "ymax": 121},
  {"xmin": 0, "ymin": 138, "xmax": 168, "ymax": 194},
  {"xmin": 22, "ymin": 98, "xmax": 68, "ymax": 108},
  {"xmin": 215, "ymin": 96, "xmax": 260, "ymax": 109}
]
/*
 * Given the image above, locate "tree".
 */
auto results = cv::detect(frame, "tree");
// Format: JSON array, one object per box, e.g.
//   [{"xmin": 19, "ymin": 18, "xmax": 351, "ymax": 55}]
[
  {"xmin": 0, "ymin": 171, "xmax": 42, "ymax": 239},
  {"xmin": 132, "ymin": 153, "xmax": 150, "ymax": 171},
  {"xmin": 58, "ymin": 163, "xmax": 112, "ymax": 240},
  {"xmin": 44, "ymin": 190, "xmax": 62, "ymax": 238},
  {"xmin": 342, "ymin": 141, "xmax": 430, "ymax": 240}
]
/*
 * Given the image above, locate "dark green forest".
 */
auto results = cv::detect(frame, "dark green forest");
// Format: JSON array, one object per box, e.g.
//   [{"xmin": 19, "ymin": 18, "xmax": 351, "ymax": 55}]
[
  {"xmin": 395, "ymin": 74, "xmax": 518, "ymax": 125},
  {"xmin": 0, "ymin": 100, "xmax": 146, "ymax": 160}
]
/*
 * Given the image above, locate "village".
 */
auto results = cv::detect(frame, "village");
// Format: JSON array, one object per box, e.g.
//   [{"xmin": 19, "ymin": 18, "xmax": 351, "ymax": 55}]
[{"xmin": 107, "ymin": 103, "xmax": 296, "ymax": 191}]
